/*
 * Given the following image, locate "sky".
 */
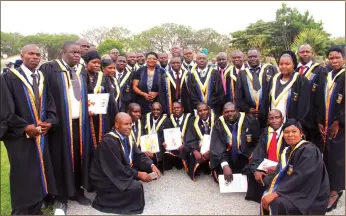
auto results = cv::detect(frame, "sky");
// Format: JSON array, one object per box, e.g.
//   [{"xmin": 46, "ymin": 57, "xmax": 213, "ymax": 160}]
[{"xmin": 1, "ymin": 1, "xmax": 345, "ymax": 38}]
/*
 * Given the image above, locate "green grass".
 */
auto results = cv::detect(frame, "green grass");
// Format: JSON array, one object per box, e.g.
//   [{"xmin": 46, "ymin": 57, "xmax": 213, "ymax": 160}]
[{"xmin": 1, "ymin": 143, "xmax": 11, "ymax": 215}]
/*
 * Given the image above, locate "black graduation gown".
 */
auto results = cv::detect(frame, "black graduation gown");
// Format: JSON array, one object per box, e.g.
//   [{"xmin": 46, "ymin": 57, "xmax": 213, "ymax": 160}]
[
  {"xmin": 224, "ymin": 66, "xmax": 239, "ymax": 103},
  {"xmin": 181, "ymin": 61, "xmax": 195, "ymax": 74},
  {"xmin": 118, "ymin": 68, "xmax": 134, "ymax": 112},
  {"xmin": 83, "ymin": 71, "xmax": 119, "ymax": 150},
  {"xmin": 181, "ymin": 112, "xmax": 216, "ymax": 181},
  {"xmin": 245, "ymin": 127, "xmax": 288, "ymax": 203},
  {"xmin": 162, "ymin": 113, "xmax": 192, "ymax": 171},
  {"xmin": 210, "ymin": 113, "xmax": 260, "ymax": 183},
  {"xmin": 39, "ymin": 59, "xmax": 92, "ymax": 197},
  {"xmin": 130, "ymin": 119, "xmax": 144, "ymax": 149},
  {"xmin": 133, "ymin": 65, "xmax": 164, "ymax": 114},
  {"xmin": 188, "ymin": 65, "xmax": 225, "ymax": 116},
  {"xmin": 142, "ymin": 113, "xmax": 167, "ymax": 168},
  {"xmin": 295, "ymin": 63, "xmax": 324, "ymax": 149},
  {"xmin": 90, "ymin": 130, "xmax": 153, "ymax": 214},
  {"xmin": 159, "ymin": 69, "xmax": 192, "ymax": 115},
  {"xmin": 106, "ymin": 76, "xmax": 121, "ymax": 126},
  {"xmin": 261, "ymin": 142, "xmax": 329, "ymax": 215},
  {"xmin": 0, "ymin": 68, "xmax": 58, "ymax": 210},
  {"xmin": 267, "ymin": 72, "xmax": 310, "ymax": 123},
  {"xmin": 316, "ymin": 67, "xmax": 345, "ymax": 191},
  {"xmin": 236, "ymin": 64, "xmax": 278, "ymax": 128}
]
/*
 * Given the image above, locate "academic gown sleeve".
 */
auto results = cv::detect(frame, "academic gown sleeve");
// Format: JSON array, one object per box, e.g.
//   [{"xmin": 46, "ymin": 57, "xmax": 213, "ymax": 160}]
[
  {"xmin": 210, "ymin": 119, "xmax": 228, "ymax": 169},
  {"xmin": 0, "ymin": 73, "xmax": 29, "ymax": 139},
  {"xmin": 208, "ymin": 70, "xmax": 225, "ymax": 109},
  {"xmin": 249, "ymin": 129, "xmax": 268, "ymax": 173},
  {"xmin": 132, "ymin": 141, "xmax": 153, "ymax": 173},
  {"xmin": 235, "ymin": 71, "xmax": 251, "ymax": 113},
  {"xmin": 295, "ymin": 75, "xmax": 310, "ymax": 122},
  {"xmin": 43, "ymin": 80, "xmax": 58, "ymax": 127},
  {"xmin": 315, "ymin": 69, "xmax": 326, "ymax": 125},
  {"xmin": 94, "ymin": 135, "xmax": 139, "ymax": 192},
  {"xmin": 184, "ymin": 118, "xmax": 200, "ymax": 151},
  {"xmin": 158, "ymin": 75, "xmax": 168, "ymax": 114},
  {"xmin": 275, "ymin": 143, "xmax": 328, "ymax": 214},
  {"xmin": 188, "ymin": 73, "xmax": 202, "ymax": 108}
]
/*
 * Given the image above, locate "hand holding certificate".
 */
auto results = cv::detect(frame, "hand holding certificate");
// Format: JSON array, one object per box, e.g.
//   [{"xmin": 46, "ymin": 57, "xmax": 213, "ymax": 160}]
[
  {"xmin": 163, "ymin": 128, "xmax": 182, "ymax": 150},
  {"xmin": 219, "ymin": 174, "xmax": 248, "ymax": 193},
  {"xmin": 140, "ymin": 134, "xmax": 160, "ymax": 153},
  {"xmin": 200, "ymin": 134, "xmax": 211, "ymax": 154},
  {"xmin": 257, "ymin": 158, "xmax": 278, "ymax": 172},
  {"xmin": 88, "ymin": 93, "xmax": 110, "ymax": 114}
]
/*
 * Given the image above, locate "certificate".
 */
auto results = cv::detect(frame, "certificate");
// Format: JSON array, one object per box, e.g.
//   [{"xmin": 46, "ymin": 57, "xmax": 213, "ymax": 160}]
[
  {"xmin": 219, "ymin": 174, "xmax": 248, "ymax": 193},
  {"xmin": 163, "ymin": 128, "xmax": 182, "ymax": 150},
  {"xmin": 200, "ymin": 134, "xmax": 211, "ymax": 154},
  {"xmin": 88, "ymin": 93, "xmax": 110, "ymax": 114},
  {"xmin": 257, "ymin": 158, "xmax": 278, "ymax": 172},
  {"xmin": 140, "ymin": 134, "xmax": 160, "ymax": 153}
]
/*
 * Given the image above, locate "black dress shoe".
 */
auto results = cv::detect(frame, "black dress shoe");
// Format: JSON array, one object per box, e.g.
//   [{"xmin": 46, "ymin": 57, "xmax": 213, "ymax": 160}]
[{"xmin": 327, "ymin": 191, "xmax": 343, "ymax": 212}]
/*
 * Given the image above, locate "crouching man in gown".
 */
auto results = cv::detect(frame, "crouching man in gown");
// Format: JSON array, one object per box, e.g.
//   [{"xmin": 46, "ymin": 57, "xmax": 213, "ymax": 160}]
[{"xmin": 90, "ymin": 112, "xmax": 161, "ymax": 214}]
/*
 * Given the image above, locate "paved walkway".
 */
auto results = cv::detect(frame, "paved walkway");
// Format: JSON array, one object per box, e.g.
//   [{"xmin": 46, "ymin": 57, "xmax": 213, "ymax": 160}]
[{"xmin": 67, "ymin": 168, "xmax": 345, "ymax": 215}]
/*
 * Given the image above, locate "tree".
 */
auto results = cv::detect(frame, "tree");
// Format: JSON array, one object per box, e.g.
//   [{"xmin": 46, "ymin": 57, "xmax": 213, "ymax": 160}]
[
  {"xmin": 291, "ymin": 28, "xmax": 329, "ymax": 56},
  {"xmin": 80, "ymin": 27, "xmax": 110, "ymax": 45},
  {"xmin": 106, "ymin": 27, "xmax": 132, "ymax": 42},
  {"xmin": 1, "ymin": 32, "xmax": 23, "ymax": 57},
  {"xmin": 97, "ymin": 39, "xmax": 124, "ymax": 56},
  {"xmin": 19, "ymin": 33, "xmax": 79, "ymax": 60}
]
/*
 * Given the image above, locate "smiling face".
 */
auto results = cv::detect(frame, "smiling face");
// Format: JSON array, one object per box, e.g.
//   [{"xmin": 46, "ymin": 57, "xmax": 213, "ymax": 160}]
[
  {"xmin": 151, "ymin": 103, "xmax": 162, "ymax": 119},
  {"xmin": 115, "ymin": 114, "xmax": 133, "ymax": 136},
  {"xmin": 279, "ymin": 55, "xmax": 295, "ymax": 76},
  {"xmin": 231, "ymin": 51, "xmax": 244, "ymax": 68},
  {"xmin": 101, "ymin": 62, "xmax": 116, "ymax": 77},
  {"xmin": 146, "ymin": 54, "xmax": 158, "ymax": 68},
  {"xmin": 283, "ymin": 125, "xmax": 303, "ymax": 146},
  {"xmin": 223, "ymin": 103, "xmax": 239, "ymax": 123},
  {"xmin": 126, "ymin": 53, "xmax": 137, "ymax": 66}
]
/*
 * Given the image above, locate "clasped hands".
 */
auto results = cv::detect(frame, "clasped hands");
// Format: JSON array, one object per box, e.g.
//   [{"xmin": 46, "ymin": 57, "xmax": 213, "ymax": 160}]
[{"xmin": 25, "ymin": 121, "xmax": 52, "ymax": 138}]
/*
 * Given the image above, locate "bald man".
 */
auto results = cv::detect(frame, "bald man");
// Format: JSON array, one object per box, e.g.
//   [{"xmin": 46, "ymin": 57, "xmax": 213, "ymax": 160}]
[
  {"xmin": 39, "ymin": 41, "xmax": 92, "ymax": 213},
  {"xmin": 136, "ymin": 52, "xmax": 146, "ymax": 67},
  {"xmin": 296, "ymin": 44, "xmax": 324, "ymax": 151},
  {"xmin": 159, "ymin": 52, "xmax": 170, "ymax": 71},
  {"xmin": 109, "ymin": 48, "xmax": 119, "ymax": 63},
  {"xmin": 216, "ymin": 52, "xmax": 230, "ymax": 94},
  {"xmin": 1, "ymin": 44, "xmax": 57, "ymax": 214},
  {"xmin": 210, "ymin": 102, "xmax": 260, "ymax": 184},
  {"xmin": 90, "ymin": 112, "xmax": 160, "ymax": 214},
  {"xmin": 188, "ymin": 53, "xmax": 225, "ymax": 116},
  {"xmin": 246, "ymin": 109, "xmax": 288, "ymax": 203},
  {"xmin": 76, "ymin": 38, "xmax": 90, "ymax": 67}
]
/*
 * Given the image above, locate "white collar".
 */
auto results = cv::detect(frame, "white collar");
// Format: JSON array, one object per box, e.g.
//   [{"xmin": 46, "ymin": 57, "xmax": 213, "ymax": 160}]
[
  {"xmin": 21, "ymin": 64, "xmax": 37, "ymax": 75},
  {"xmin": 268, "ymin": 124, "xmax": 283, "ymax": 134},
  {"xmin": 62, "ymin": 59, "xmax": 78, "ymax": 70},
  {"xmin": 115, "ymin": 130, "xmax": 126, "ymax": 140},
  {"xmin": 297, "ymin": 60, "xmax": 313, "ymax": 68},
  {"xmin": 184, "ymin": 60, "xmax": 195, "ymax": 66},
  {"xmin": 197, "ymin": 66, "xmax": 208, "ymax": 74},
  {"xmin": 201, "ymin": 116, "xmax": 210, "ymax": 123},
  {"xmin": 249, "ymin": 63, "xmax": 262, "ymax": 70}
]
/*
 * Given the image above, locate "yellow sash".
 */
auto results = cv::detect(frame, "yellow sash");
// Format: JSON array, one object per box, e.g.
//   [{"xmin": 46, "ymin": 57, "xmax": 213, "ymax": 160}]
[
  {"xmin": 170, "ymin": 113, "xmax": 191, "ymax": 140},
  {"xmin": 270, "ymin": 73, "xmax": 299, "ymax": 107},
  {"xmin": 145, "ymin": 113, "xmax": 167, "ymax": 134},
  {"xmin": 219, "ymin": 112, "xmax": 245, "ymax": 151},
  {"xmin": 108, "ymin": 131, "xmax": 134, "ymax": 166},
  {"xmin": 193, "ymin": 112, "xmax": 215, "ymax": 140}
]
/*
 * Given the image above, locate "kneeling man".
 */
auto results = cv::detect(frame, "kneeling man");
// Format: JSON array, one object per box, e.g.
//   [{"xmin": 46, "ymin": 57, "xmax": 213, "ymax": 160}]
[{"xmin": 90, "ymin": 112, "xmax": 161, "ymax": 214}]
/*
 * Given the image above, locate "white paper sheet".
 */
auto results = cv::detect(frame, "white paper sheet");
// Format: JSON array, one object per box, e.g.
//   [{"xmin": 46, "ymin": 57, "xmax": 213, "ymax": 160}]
[
  {"xmin": 200, "ymin": 134, "xmax": 211, "ymax": 154},
  {"xmin": 257, "ymin": 158, "xmax": 278, "ymax": 171},
  {"xmin": 88, "ymin": 93, "xmax": 110, "ymax": 114},
  {"xmin": 219, "ymin": 174, "xmax": 248, "ymax": 193},
  {"xmin": 163, "ymin": 128, "xmax": 182, "ymax": 150},
  {"xmin": 140, "ymin": 133, "xmax": 160, "ymax": 153}
]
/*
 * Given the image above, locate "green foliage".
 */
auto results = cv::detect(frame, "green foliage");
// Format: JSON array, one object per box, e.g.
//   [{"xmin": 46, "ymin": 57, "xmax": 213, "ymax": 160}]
[
  {"xmin": 291, "ymin": 28, "xmax": 329, "ymax": 56},
  {"xmin": 97, "ymin": 39, "xmax": 124, "ymax": 56},
  {"xmin": 1, "ymin": 32, "xmax": 23, "ymax": 57}
]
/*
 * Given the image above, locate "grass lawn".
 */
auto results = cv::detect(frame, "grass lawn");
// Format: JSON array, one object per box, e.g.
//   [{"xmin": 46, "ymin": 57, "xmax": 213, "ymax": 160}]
[{"xmin": 1, "ymin": 143, "xmax": 11, "ymax": 215}]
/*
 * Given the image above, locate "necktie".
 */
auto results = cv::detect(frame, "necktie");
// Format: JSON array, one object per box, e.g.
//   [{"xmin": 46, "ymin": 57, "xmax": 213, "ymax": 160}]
[
  {"xmin": 299, "ymin": 66, "xmax": 307, "ymax": 75},
  {"xmin": 117, "ymin": 73, "xmax": 122, "ymax": 84},
  {"xmin": 122, "ymin": 138, "xmax": 131, "ymax": 164},
  {"xmin": 175, "ymin": 71, "xmax": 181, "ymax": 99},
  {"xmin": 203, "ymin": 121, "xmax": 209, "ymax": 134},
  {"xmin": 68, "ymin": 67, "xmax": 81, "ymax": 101},
  {"xmin": 250, "ymin": 68, "xmax": 261, "ymax": 91},
  {"xmin": 220, "ymin": 68, "xmax": 227, "ymax": 94},
  {"xmin": 267, "ymin": 131, "xmax": 278, "ymax": 162},
  {"xmin": 176, "ymin": 117, "xmax": 180, "ymax": 127},
  {"xmin": 31, "ymin": 73, "xmax": 40, "ymax": 112},
  {"xmin": 231, "ymin": 124, "xmax": 239, "ymax": 161},
  {"xmin": 132, "ymin": 123, "xmax": 137, "ymax": 133}
]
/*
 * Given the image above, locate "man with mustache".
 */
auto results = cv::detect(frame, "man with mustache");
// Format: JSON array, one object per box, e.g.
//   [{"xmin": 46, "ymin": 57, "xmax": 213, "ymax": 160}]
[
  {"xmin": 0, "ymin": 44, "xmax": 57, "ymax": 215},
  {"xmin": 210, "ymin": 102, "xmax": 260, "ymax": 184},
  {"xmin": 125, "ymin": 52, "xmax": 139, "ymax": 73},
  {"xmin": 39, "ymin": 41, "xmax": 92, "ymax": 214},
  {"xmin": 90, "ymin": 112, "xmax": 161, "ymax": 214},
  {"xmin": 246, "ymin": 109, "xmax": 287, "ymax": 203}
]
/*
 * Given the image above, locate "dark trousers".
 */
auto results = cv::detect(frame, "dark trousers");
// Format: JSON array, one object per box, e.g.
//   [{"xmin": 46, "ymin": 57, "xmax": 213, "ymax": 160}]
[
  {"xmin": 12, "ymin": 200, "xmax": 43, "ymax": 215},
  {"xmin": 56, "ymin": 119, "xmax": 84, "ymax": 204},
  {"xmin": 303, "ymin": 125, "xmax": 323, "ymax": 152}
]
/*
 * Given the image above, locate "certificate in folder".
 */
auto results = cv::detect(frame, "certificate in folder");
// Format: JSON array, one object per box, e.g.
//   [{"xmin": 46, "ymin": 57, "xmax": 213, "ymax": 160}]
[
  {"xmin": 88, "ymin": 93, "xmax": 110, "ymax": 114},
  {"xmin": 163, "ymin": 128, "xmax": 182, "ymax": 150},
  {"xmin": 140, "ymin": 134, "xmax": 160, "ymax": 153},
  {"xmin": 219, "ymin": 174, "xmax": 248, "ymax": 193}
]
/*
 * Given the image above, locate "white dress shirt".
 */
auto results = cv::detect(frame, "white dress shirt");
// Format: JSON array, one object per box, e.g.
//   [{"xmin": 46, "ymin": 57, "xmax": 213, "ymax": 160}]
[
  {"xmin": 297, "ymin": 60, "xmax": 313, "ymax": 74},
  {"xmin": 21, "ymin": 64, "xmax": 39, "ymax": 85}
]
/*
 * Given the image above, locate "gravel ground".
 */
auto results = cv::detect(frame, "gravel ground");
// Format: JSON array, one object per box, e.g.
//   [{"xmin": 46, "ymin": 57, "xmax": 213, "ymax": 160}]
[{"xmin": 67, "ymin": 168, "xmax": 345, "ymax": 215}]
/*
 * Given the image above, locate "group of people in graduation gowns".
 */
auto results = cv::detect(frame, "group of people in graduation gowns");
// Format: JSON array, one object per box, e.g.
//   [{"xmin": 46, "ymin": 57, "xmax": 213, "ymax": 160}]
[{"xmin": 0, "ymin": 38, "xmax": 344, "ymax": 216}]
